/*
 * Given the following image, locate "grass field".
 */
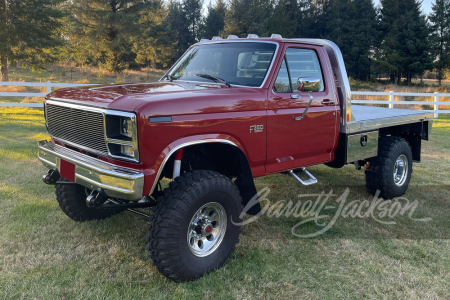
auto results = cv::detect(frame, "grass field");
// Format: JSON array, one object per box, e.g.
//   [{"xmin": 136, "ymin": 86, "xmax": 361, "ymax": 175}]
[
  {"xmin": 0, "ymin": 107, "xmax": 449, "ymax": 299},
  {"xmin": 0, "ymin": 65, "xmax": 166, "ymax": 104},
  {"xmin": 411, "ymin": 78, "xmax": 450, "ymax": 87},
  {"xmin": 374, "ymin": 78, "xmax": 450, "ymax": 87}
]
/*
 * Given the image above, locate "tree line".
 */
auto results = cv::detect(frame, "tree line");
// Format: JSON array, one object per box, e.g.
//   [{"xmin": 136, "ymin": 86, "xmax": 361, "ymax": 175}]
[{"xmin": 1, "ymin": 0, "xmax": 449, "ymax": 85}]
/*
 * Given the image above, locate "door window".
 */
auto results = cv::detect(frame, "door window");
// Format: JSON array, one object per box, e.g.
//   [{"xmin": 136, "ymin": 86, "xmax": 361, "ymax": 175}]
[{"xmin": 273, "ymin": 48, "xmax": 325, "ymax": 93}]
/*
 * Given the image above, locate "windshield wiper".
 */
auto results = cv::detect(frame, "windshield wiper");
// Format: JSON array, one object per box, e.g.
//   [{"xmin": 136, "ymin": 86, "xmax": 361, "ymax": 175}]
[
  {"xmin": 195, "ymin": 74, "xmax": 231, "ymax": 87},
  {"xmin": 163, "ymin": 74, "xmax": 178, "ymax": 82}
]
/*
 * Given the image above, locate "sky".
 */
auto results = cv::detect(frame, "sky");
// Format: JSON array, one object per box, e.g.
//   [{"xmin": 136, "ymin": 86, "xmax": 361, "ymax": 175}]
[
  {"xmin": 374, "ymin": 0, "xmax": 433, "ymax": 14},
  {"xmin": 204, "ymin": 0, "xmax": 434, "ymax": 15}
]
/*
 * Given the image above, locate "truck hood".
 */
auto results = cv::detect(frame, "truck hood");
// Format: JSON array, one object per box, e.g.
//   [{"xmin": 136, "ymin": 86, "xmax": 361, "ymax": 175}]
[{"xmin": 46, "ymin": 81, "xmax": 228, "ymax": 111}]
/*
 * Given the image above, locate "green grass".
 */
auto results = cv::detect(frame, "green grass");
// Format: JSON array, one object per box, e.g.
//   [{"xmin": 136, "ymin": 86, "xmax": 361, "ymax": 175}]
[{"xmin": 1, "ymin": 108, "xmax": 450, "ymax": 299}]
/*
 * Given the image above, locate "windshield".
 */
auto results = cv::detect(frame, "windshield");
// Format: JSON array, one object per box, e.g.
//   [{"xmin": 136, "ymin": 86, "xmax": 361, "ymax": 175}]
[{"xmin": 166, "ymin": 42, "xmax": 277, "ymax": 87}]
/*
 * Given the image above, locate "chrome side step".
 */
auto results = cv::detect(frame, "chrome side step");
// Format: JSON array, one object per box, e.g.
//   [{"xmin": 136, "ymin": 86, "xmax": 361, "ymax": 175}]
[{"xmin": 289, "ymin": 168, "xmax": 318, "ymax": 186}]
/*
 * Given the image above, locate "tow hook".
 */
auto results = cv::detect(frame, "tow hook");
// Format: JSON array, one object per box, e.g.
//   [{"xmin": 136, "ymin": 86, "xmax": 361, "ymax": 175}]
[
  {"xmin": 86, "ymin": 188, "xmax": 108, "ymax": 208},
  {"xmin": 42, "ymin": 169, "xmax": 60, "ymax": 185}
]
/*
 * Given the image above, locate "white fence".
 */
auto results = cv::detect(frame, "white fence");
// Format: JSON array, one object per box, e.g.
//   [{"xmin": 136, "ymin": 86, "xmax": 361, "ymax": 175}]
[
  {"xmin": 0, "ymin": 81, "xmax": 96, "ymax": 107},
  {"xmin": 1, "ymin": 82, "xmax": 450, "ymax": 117},
  {"xmin": 352, "ymin": 91, "xmax": 450, "ymax": 118}
]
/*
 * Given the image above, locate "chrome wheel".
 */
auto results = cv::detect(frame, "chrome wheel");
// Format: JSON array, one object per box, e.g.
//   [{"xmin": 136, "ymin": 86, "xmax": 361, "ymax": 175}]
[
  {"xmin": 393, "ymin": 154, "xmax": 408, "ymax": 187},
  {"xmin": 187, "ymin": 202, "xmax": 227, "ymax": 257}
]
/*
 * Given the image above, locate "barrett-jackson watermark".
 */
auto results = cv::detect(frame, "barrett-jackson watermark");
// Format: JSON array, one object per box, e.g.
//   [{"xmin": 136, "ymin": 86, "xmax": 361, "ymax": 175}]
[{"xmin": 232, "ymin": 187, "xmax": 432, "ymax": 238}]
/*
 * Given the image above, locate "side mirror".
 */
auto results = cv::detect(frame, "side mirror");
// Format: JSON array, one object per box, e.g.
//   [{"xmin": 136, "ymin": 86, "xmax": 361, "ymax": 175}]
[{"xmin": 297, "ymin": 77, "xmax": 321, "ymax": 92}]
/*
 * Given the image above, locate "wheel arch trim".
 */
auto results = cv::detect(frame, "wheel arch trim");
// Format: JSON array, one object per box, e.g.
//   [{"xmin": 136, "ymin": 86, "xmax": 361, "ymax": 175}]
[{"xmin": 149, "ymin": 138, "xmax": 245, "ymax": 195}]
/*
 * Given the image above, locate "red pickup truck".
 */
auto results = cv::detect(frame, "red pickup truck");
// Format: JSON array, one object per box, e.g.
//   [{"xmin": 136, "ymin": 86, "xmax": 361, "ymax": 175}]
[{"xmin": 38, "ymin": 35, "xmax": 433, "ymax": 282}]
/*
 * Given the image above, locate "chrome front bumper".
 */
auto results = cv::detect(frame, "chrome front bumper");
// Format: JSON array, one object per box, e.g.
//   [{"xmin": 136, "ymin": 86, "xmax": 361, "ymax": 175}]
[{"xmin": 38, "ymin": 140, "xmax": 144, "ymax": 200}]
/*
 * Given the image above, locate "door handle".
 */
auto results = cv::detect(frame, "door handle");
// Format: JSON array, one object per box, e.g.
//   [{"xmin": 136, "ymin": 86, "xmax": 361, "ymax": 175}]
[{"xmin": 321, "ymin": 99, "xmax": 335, "ymax": 105}]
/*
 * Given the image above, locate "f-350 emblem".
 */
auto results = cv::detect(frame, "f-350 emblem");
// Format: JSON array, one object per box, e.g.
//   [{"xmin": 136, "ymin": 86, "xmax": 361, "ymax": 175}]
[{"xmin": 250, "ymin": 125, "xmax": 264, "ymax": 133}]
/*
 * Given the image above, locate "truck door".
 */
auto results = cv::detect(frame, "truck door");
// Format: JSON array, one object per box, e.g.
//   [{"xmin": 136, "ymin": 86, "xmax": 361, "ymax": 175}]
[{"xmin": 265, "ymin": 43, "xmax": 339, "ymax": 174}]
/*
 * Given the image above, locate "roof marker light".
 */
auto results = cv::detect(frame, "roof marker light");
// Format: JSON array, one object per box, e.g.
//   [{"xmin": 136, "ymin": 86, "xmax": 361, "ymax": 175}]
[
  {"xmin": 227, "ymin": 35, "xmax": 239, "ymax": 39},
  {"xmin": 247, "ymin": 34, "xmax": 259, "ymax": 38},
  {"xmin": 200, "ymin": 39, "xmax": 209, "ymax": 42},
  {"xmin": 271, "ymin": 34, "xmax": 282, "ymax": 39},
  {"xmin": 212, "ymin": 36, "xmax": 223, "ymax": 40}
]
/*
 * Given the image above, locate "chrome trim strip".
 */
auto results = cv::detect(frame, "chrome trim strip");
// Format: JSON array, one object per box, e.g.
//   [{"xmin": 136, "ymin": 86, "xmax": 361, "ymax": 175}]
[
  {"xmin": 43, "ymin": 101, "xmax": 48, "ymax": 131},
  {"xmin": 46, "ymin": 99, "xmax": 106, "ymax": 113},
  {"xmin": 149, "ymin": 139, "xmax": 239, "ymax": 195},
  {"xmin": 38, "ymin": 140, "xmax": 144, "ymax": 200},
  {"xmin": 76, "ymin": 174, "xmax": 136, "ymax": 194},
  {"xmin": 160, "ymin": 40, "xmax": 280, "ymax": 89},
  {"xmin": 46, "ymin": 99, "xmax": 140, "ymax": 163},
  {"xmin": 47, "ymin": 97, "xmax": 111, "ymax": 108},
  {"xmin": 39, "ymin": 156, "xmax": 56, "ymax": 168}
]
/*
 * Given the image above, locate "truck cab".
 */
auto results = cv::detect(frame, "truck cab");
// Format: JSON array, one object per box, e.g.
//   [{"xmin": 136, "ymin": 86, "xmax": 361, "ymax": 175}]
[{"xmin": 38, "ymin": 35, "xmax": 433, "ymax": 282}]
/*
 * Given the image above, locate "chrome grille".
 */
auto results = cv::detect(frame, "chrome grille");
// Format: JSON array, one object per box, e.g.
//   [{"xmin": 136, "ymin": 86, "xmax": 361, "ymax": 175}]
[{"xmin": 46, "ymin": 103, "xmax": 108, "ymax": 155}]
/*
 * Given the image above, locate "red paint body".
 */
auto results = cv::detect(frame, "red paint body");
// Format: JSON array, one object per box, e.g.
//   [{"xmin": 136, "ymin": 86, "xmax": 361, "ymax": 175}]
[{"xmin": 47, "ymin": 39, "xmax": 340, "ymax": 197}]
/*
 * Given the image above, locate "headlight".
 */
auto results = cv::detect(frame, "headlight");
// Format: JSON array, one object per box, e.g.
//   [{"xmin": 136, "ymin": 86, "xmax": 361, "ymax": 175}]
[
  {"xmin": 104, "ymin": 112, "xmax": 139, "ymax": 162},
  {"xmin": 120, "ymin": 117, "xmax": 133, "ymax": 138}
]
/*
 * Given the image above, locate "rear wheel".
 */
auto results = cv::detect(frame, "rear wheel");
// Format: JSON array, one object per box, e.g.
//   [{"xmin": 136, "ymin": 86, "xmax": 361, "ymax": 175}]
[
  {"xmin": 365, "ymin": 136, "xmax": 413, "ymax": 199},
  {"xmin": 55, "ymin": 179, "xmax": 122, "ymax": 221},
  {"xmin": 146, "ymin": 170, "xmax": 243, "ymax": 282}
]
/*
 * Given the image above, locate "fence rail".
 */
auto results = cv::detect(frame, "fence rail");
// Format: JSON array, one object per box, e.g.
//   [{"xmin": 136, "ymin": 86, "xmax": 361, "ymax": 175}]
[
  {"xmin": 352, "ymin": 91, "xmax": 450, "ymax": 118},
  {"xmin": 1, "ymin": 83, "xmax": 450, "ymax": 117},
  {"xmin": 0, "ymin": 81, "xmax": 96, "ymax": 107}
]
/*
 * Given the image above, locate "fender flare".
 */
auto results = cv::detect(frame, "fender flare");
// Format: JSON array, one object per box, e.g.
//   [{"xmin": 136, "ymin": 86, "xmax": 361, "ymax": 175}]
[{"xmin": 149, "ymin": 135, "xmax": 261, "ymax": 215}]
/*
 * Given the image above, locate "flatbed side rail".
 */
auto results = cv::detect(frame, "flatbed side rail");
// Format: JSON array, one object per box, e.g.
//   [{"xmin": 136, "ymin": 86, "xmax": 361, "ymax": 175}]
[{"xmin": 352, "ymin": 91, "xmax": 450, "ymax": 118}]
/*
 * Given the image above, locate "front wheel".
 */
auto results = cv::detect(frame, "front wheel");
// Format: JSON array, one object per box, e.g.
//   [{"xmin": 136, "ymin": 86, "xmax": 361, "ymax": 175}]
[
  {"xmin": 146, "ymin": 170, "xmax": 243, "ymax": 282},
  {"xmin": 365, "ymin": 136, "xmax": 413, "ymax": 199}
]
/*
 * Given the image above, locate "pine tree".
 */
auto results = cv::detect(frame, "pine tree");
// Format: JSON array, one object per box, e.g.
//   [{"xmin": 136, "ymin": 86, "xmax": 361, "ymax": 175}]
[
  {"xmin": 166, "ymin": 1, "xmax": 190, "ymax": 60},
  {"xmin": 315, "ymin": 0, "xmax": 377, "ymax": 80},
  {"xmin": 379, "ymin": 0, "xmax": 431, "ymax": 84},
  {"xmin": 68, "ymin": 0, "xmax": 174, "ymax": 72},
  {"xmin": 202, "ymin": 0, "xmax": 227, "ymax": 39},
  {"xmin": 224, "ymin": 0, "xmax": 274, "ymax": 37},
  {"xmin": 0, "ymin": 0, "xmax": 64, "ymax": 81},
  {"xmin": 267, "ymin": 0, "xmax": 299, "ymax": 38},
  {"xmin": 131, "ymin": 3, "xmax": 176, "ymax": 69},
  {"xmin": 319, "ymin": 0, "xmax": 355, "ymax": 57},
  {"xmin": 347, "ymin": 0, "xmax": 378, "ymax": 80},
  {"xmin": 296, "ymin": 0, "xmax": 317, "ymax": 38},
  {"xmin": 183, "ymin": 0, "xmax": 203, "ymax": 44},
  {"xmin": 429, "ymin": 0, "xmax": 450, "ymax": 86}
]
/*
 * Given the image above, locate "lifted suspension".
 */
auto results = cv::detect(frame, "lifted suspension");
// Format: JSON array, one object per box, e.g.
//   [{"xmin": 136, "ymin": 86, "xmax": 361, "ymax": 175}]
[{"xmin": 86, "ymin": 188, "xmax": 156, "ymax": 218}]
